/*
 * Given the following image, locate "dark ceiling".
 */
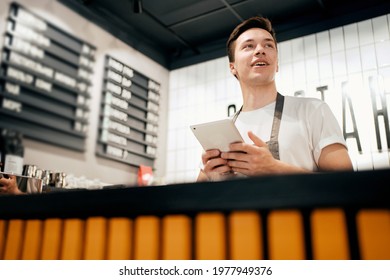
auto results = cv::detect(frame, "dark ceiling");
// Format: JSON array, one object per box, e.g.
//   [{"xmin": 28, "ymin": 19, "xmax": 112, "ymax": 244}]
[{"xmin": 58, "ymin": 0, "xmax": 390, "ymax": 70}]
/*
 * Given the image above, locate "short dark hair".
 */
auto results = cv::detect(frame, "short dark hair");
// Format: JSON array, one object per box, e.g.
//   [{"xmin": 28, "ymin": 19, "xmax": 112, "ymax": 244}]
[{"xmin": 227, "ymin": 17, "xmax": 277, "ymax": 62}]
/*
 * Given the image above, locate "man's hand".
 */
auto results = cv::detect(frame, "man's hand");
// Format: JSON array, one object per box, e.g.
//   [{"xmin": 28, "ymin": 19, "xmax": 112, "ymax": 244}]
[
  {"xmin": 222, "ymin": 131, "xmax": 310, "ymax": 176},
  {"xmin": 197, "ymin": 149, "xmax": 236, "ymax": 181},
  {"xmin": 221, "ymin": 131, "xmax": 280, "ymax": 176}
]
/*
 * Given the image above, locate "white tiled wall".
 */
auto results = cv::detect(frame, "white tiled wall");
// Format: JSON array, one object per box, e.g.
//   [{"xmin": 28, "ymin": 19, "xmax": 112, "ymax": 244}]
[{"xmin": 167, "ymin": 14, "xmax": 390, "ymax": 184}]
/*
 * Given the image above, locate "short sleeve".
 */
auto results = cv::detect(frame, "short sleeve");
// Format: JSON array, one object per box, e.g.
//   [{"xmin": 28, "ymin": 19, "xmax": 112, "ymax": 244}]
[{"xmin": 311, "ymin": 102, "xmax": 347, "ymax": 164}]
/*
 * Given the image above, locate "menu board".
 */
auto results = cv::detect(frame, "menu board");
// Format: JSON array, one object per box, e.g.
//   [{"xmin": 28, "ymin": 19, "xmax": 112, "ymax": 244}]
[
  {"xmin": 96, "ymin": 55, "xmax": 160, "ymax": 167},
  {"xmin": 0, "ymin": 2, "xmax": 96, "ymax": 151}
]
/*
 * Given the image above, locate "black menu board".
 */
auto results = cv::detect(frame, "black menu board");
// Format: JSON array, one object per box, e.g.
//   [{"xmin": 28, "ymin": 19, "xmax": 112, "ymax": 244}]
[
  {"xmin": 0, "ymin": 2, "xmax": 96, "ymax": 151},
  {"xmin": 96, "ymin": 55, "xmax": 160, "ymax": 167}
]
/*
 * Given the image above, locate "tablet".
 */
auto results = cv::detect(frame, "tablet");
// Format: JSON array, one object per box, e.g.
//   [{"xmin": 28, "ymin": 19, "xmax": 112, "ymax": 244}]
[{"xmin": 190, "ymin": 119, "xmax": 244, "ymax": 152}]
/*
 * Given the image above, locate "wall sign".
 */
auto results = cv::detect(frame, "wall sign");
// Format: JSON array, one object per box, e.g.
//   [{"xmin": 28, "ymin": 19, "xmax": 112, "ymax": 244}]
[
  {"xmin": 291, "ymin": 78, "xmax": 390, "ymax": 154},
  {"xmin": 96, "ymin": 55, "xmax": 160, "ymax": 167},
  {"xmin": 0, "ymin": 2, "xmax": 96, "ymax": 151}
]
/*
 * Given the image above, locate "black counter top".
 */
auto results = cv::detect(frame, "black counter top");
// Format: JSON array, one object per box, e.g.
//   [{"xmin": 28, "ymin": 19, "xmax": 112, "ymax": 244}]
[{"xmin": 1, "ymin": 169, "xmax": 389, "ymax": 220}]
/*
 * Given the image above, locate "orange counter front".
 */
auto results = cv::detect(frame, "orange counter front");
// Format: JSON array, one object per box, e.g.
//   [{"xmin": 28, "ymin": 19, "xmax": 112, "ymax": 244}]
[{"xmin": 0, "ymin": 169, "xmax": 389, "ymax": 260}]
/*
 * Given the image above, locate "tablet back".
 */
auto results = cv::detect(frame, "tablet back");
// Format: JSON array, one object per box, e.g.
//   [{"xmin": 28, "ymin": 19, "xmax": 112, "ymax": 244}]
[{"xmin": 190, "ymin": 119, "xmax": 244, "ymax": 152}]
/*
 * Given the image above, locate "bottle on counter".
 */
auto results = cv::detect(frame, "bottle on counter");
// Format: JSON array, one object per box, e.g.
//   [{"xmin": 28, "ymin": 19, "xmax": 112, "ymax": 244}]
[{"xmin": 0, "ymin": 128, "xmax": 24, "ymax": 175}]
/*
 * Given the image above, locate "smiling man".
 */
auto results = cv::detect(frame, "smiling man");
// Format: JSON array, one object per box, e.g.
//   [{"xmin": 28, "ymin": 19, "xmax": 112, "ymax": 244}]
[{"xmin": 197, "ymin": 16, "xmax": 353, "ymax": 182}]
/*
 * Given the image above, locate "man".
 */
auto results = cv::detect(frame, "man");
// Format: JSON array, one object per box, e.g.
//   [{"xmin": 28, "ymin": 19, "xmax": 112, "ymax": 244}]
[{"xmin": 197, "ymin": 16, "xmax": 353, "ymax": 182}]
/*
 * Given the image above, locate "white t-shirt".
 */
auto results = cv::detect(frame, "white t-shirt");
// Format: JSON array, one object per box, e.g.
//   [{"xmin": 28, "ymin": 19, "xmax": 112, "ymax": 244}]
[{"xmin": 235, "ymin": 95, "xmax": 347, "ymax": 171}]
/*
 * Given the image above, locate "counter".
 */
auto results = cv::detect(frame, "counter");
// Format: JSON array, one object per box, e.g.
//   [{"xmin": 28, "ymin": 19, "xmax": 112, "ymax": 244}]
[{"xmin": 0, "ymin": 169, "xmax": 389, "ymax": 260}]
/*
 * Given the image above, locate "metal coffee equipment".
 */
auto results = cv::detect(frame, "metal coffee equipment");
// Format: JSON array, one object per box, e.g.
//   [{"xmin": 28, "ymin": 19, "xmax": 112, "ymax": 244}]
[
  {"xmin": 23, "ymin": 164, "xmax": 37, "ymax": 177},
  {"xmin": 53, "ymin": 172, "xmax": 67, "ymax": 188},
  {"xmin": 1, "ymin": 163, "xmax": 70, "ymax": 194},
  {"xmin": 0, "ymin": 171, "xmax": 42, "ymax": 194},
  {"xmin": 41, "ymin": 170, "xmax": 51, "ymax": 186}
]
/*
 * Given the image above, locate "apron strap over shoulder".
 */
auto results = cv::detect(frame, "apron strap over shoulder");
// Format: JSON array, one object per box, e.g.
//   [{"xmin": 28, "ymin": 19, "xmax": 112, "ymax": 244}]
[{"xmin": 233, "ymin": 92, "xmax": 285, "ymax": 160}]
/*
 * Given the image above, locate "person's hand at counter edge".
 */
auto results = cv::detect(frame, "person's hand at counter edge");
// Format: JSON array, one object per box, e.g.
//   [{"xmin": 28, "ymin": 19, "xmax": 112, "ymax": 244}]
[{"xmin": 0, "ymin": 174, "xmax": 24, "ymax": 195}]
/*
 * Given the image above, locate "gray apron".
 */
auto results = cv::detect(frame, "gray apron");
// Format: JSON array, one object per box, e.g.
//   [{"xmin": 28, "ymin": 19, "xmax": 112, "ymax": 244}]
[{"xmin": 232, "ymin": 92, "xmax": 285, "ymax": 160}]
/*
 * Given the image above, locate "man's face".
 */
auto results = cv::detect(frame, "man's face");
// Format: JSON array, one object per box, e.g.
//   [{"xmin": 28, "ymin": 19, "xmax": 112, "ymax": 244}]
[{"xmin": 230, "ymin": 28, "xmax": 278, "ymax": 86}]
